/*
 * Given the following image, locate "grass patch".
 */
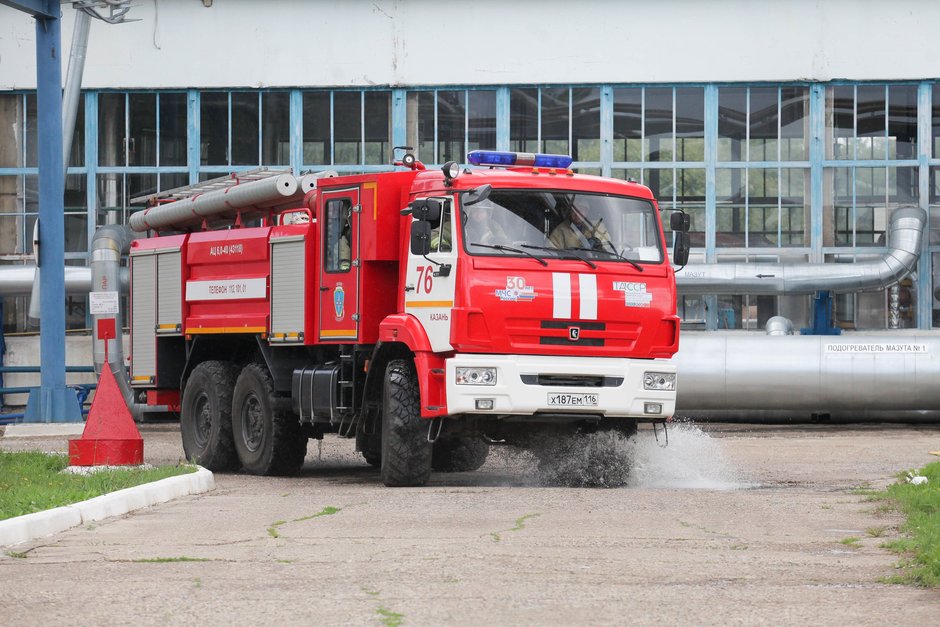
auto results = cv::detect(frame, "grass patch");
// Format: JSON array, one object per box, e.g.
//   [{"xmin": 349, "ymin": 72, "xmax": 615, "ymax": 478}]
[
  {"xmin": 866, "ymin": 526, "xmax": 888, "ymax": 538},
  {"xmin": 267, "ymin": 506, "xmax": 341, "ymax": 538},
  {"xmin": 0, "ymin": 451, "xmax": 196, "ymax": 521},
  {"xmin": 840, "ymin": 536, "xmax": 861, "ymax": 547},
  {"xmin": 867, "ymin": 461, "xmax": 940, "ymax": 587},
  {"xmin": 376, "ymin": 607, "xmax": 403, "ymax": 627},
  {"xmin": 292, "ymin": 506, "xmax": 341, "ymax": 523},
  {"xmin": 511, "ymin": 512, "xmax": 540, "ymax": 532},
  {"xmin": 490, "ymin": 512, "xmax": 541, "ymax": 543}
]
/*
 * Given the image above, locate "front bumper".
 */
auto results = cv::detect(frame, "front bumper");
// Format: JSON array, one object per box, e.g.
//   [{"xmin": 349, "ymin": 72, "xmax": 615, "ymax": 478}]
[{"xmin": 445, "ymin": 354, "xmax": 676, "ymax": 419}]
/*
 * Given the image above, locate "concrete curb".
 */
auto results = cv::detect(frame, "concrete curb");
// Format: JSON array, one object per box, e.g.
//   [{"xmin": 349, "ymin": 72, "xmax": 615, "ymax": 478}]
[
  {"xmin": 2, "ymin": 423, "xmax": 86, "ymax": 438},
  {"xmin": 0, "ymin": 467, "xmax": 215, "ymax": 549}
]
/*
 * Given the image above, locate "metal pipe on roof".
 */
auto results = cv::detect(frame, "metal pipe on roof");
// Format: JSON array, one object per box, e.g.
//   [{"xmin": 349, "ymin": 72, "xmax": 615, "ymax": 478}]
[
  {"xmin": 128, "ymin": 173, "xmax": 298, "ymax": 232},
  {"xmin": 128, "ymin": 170, "xmax": 337, "ymax": 233}
]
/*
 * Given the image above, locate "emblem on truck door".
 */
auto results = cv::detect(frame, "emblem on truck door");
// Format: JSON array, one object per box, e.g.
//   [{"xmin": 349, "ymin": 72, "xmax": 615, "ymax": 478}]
[
  {"xmin": 334, "ymin": 283, "xmax": 345, "ymax": 320},
  {"xmin": 568, "ymin": 326, "xmax": 581, "ymax": 341}
]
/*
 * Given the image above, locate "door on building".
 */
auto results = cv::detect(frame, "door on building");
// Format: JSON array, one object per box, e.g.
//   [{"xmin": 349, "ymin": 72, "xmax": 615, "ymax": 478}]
[{"xmin": 318, "ymin": 188, "xmax": 360, "ymax": 341}]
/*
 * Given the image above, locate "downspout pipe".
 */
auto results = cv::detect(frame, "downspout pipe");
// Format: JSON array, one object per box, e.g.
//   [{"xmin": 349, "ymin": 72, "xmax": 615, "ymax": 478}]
[
  {"xmin": 90, "ymin": 225, "xmax": 148, "ymax": 419},
  {"xmin": 62, "ymin": 8, "xmax": 91, "ymax": 170},
  {"xmin": 676, "ymin": 207, "xmax": 926, "ymax": 295}
]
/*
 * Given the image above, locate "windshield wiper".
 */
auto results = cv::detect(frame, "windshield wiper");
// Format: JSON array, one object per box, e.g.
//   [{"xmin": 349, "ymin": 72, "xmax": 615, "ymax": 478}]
[
  {"xmin": 525, "ymin": 243, "xmax": 640, "ymax": 272},
  {"xmin": 470, "ymin": 242, "xmax": 548, "ymax": 266},
  {"xmin": 520, "ymin": 243, "xmax": 594, "ymax": 268},
  {"xmin": 569, "ymin": 246, "xmax": 644, "ymax": 272}
]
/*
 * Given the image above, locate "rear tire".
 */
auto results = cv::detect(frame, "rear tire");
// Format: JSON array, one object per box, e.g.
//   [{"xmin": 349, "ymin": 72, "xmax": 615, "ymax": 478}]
[
  {"xmin": 432, "ymin": 436, "xmax": 490, "ymax": 472},
  {"xmin": 180, "ymin": 361, "xmax": 240, "ymax": 471},
  {"xmin": 232, "ymin": 363, "xmax": 307, "ymax": 476},
  {"xmin": 380, "ymin": 359, "xmax": 432, "ymax": 487}
]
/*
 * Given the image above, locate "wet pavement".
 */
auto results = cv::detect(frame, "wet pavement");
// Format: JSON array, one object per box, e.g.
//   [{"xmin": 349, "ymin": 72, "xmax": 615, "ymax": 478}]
[{"xmin": 1, "ymin": 421, "xmax": 938, "ymax": 625}]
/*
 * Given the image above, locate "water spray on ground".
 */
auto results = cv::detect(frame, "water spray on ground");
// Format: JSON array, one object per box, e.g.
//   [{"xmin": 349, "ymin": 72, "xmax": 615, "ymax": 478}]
[{"xmin": 526, "ymin": 421, "xmax": 749, "ymax": 489}]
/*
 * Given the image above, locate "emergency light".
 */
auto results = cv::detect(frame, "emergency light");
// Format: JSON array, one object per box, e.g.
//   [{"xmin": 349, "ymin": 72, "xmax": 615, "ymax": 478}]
[{"xmin": 467, "ymin": 150, "xmax": 573, "ymax": 169}]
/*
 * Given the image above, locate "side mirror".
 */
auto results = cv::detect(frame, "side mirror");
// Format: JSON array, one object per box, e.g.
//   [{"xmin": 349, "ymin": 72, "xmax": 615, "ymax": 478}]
[
  {"xmin": 673, "ymin": 231, "xmax": 691, "ymax": 267},
  {"xmin": 410, "ymin": 220, "xmax": 432, "ymax": 256},
  {"xmin": 462, "ymin": 184, "xmax": 492, "ymax": 207},
  {"xmin": 407, "ymin": 198, "xmax": 442, "ymax": 222},
  {"xmin": 670, "ymin": 211, "xmax": 691, "ymax": 232}
]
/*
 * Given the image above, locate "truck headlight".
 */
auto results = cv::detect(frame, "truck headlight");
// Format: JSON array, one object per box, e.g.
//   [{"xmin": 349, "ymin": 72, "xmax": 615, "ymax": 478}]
[
  {"xmin": 644, "ymin": 372, "xmax": 676, "ymax": 391},
  {"xmin": 456, "ymin": 367, "xmax": 497, "ymax": 386}
]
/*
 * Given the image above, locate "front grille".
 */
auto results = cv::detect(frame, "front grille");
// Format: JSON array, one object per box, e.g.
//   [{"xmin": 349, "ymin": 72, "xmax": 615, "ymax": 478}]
[
  {"xmin": 521, "ymin": 374, "xmax": 624, "ymax": 388},
  {"xmin": 540, "ymin": 320, "xmax": 606, "ymax": 331},
  {"xmin": 504, "ymin": 317, "xmax": 640, "ymax": 352}
]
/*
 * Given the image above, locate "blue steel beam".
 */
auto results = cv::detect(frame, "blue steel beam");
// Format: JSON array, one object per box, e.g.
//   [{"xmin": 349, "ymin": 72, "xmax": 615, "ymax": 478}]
[
  {"xmin": 22, "ymin": 7, "xmax": 83, "ymax": 422},
  {"xmin": 0, "ymin": 0, "xmax": 57, "ymax": 18}
]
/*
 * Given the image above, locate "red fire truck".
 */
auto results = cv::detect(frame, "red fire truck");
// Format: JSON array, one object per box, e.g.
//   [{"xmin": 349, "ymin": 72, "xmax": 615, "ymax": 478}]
[{"xmin": 127, "ymin": 150, "xmax": 689, "ymax": 486}]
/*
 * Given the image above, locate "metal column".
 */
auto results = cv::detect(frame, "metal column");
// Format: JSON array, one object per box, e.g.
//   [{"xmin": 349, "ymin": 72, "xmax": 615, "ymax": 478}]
[{"xmin": 3, "ymin": 1, "xmax": 83, "ymax": 421}]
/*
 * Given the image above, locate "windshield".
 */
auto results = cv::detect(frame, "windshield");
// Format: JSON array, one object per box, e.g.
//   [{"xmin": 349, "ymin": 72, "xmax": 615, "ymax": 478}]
[{"xmin": 458, "ymin": 189, "xmax": 664, "ymax": 263}]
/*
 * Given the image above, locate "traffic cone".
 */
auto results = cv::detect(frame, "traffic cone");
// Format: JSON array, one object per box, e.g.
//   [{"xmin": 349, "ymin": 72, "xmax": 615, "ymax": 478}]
[{"xmin": 68, "ymin": 364, "xmax": 144, "ymax": 466}]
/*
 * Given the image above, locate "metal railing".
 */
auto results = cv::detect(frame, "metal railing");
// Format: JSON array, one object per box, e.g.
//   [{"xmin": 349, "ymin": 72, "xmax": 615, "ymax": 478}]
[{"xmin": 0, "ymin": 365, "xmax": 96, "ymax": 424}]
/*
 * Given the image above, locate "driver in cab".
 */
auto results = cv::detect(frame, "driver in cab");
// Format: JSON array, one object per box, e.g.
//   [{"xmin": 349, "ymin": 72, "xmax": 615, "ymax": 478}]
[{"xmin": 549, "ymin": 203, "xmax": 611, "ymax": 250}]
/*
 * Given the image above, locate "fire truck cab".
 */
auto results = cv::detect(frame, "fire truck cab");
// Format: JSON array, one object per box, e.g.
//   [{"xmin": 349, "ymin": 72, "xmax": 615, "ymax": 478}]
[{"xmin": 128, "ymin": 150, "xmax": 688, "ymax": 486}]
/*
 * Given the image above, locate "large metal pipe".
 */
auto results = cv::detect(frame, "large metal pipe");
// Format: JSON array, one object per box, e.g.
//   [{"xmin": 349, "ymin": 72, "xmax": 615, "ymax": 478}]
[
  {"xmin": 676, "ymin": 206, "xmax": 925, "ymax": 295},
  {"xmin": 89, "ymin": 224, "xmax": 147, "ymax": 418},
  {"xmin": 675, "ymin": 329, "xmax": 940, "ymax": 419},
  {"xmin": 0, "ymin": 265, "xmax": 124, "ymax": 296}
]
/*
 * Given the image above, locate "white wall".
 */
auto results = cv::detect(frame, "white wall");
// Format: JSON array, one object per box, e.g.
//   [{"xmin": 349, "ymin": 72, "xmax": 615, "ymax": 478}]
[{"xmin": 0, "ymin": 0, "xmax": 937, "ymax": 90}]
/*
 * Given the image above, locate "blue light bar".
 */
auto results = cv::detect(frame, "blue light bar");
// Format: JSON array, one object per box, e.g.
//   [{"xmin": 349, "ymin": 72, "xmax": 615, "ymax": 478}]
[{"xmin": 467, "ymin": 150, "xmax": 573, "ymax": 169}]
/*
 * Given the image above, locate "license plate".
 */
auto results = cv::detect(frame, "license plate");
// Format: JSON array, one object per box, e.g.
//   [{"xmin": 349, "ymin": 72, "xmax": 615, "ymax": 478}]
[{"xmin": 547, "ymin": 393, "xmax": 599, "ymax": 407}]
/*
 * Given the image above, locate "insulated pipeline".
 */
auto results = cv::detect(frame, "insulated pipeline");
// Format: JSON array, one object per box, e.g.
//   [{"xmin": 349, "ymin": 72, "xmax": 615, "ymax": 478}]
[
  {"xmin": 675, "ymin": 330, "xmax": 940, "ymax": 414},
  {"xmin": 676, "ymin": 206, "xmax": 925, "ymax": 295}
]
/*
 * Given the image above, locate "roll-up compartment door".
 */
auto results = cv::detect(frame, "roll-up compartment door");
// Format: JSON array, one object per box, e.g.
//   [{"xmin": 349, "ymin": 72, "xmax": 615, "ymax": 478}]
[
  {"xmin": 270, "ymin": 236, "xmax": 306, "ymax": 342},
  {"xmin": 157, "ymin": 251, "xmax": 182, "ymax": 334},
  {"xmin": 131, "ymin": 253, "xmax": 156, "ymax": 385}
]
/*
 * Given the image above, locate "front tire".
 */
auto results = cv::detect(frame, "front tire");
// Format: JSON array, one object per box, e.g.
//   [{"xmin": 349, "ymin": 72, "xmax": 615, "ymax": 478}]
[
  {"xmin": 232, "ymin": 363, "xmax": 307, "ymax": 476},
  {"xmin": 180, "ymin": 361, "xmax": 240, "ymax": 471},
  {"xmin": 380, "ymin": 359, "xmax": 432, "ymax": 487}
]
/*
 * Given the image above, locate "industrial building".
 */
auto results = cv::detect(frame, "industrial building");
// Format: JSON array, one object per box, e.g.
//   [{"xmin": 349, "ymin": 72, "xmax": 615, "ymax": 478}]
[{"xmin": 1, "ymin": 0, "xmax": 939, "ymax": 418}]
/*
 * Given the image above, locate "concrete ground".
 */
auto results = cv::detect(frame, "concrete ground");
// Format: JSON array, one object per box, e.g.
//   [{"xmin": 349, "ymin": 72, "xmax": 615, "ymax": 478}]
[{"xmin": 1, "ymin": 421, "xmax": 938, "ymax": 625}]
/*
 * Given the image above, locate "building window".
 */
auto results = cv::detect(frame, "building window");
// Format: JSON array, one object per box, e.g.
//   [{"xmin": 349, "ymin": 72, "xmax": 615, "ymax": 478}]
[
  {"xmin": 827, "ymin": 84, "xmax": 917, "ymax": 161},
  {"xmin": 303, "ymin": 90, "xmax": 392, "ymax": 169},
  {"xmin": 408, "ymin": 89, "xmax": 496, "ymax": 165},
  {"xmin": 612, "ymin": 87, "xmax": 706, "ymax": 243}
]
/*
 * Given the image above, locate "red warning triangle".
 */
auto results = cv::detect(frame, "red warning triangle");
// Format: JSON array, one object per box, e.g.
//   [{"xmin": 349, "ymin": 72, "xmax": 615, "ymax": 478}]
[{"xmin": 78, "ymin": 366, "xmax": 142, "ymax": 441}]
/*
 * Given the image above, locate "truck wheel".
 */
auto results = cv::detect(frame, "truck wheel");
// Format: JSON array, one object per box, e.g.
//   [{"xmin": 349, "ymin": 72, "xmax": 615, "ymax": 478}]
[
  {"xmin": 432, "ymin": 436, "xmax": 490, "ymax": 472},
  {"xmin": 180, "ymin": 360, "xmax": 240, "ymax": 471},
  {"xmin": 232, "ymin": 363, "xmax": 307, "ymax": 476},
  {"xmin": 380, "ymin": 359, "xmax": 432, "ymax": 487}
]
